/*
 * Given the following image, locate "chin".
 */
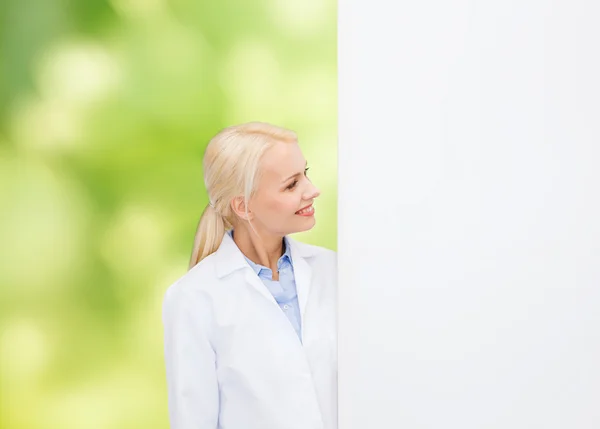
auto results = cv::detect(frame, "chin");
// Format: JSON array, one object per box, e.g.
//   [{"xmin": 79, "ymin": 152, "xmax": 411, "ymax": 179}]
[
  {"xmin": 274, "ymin": 216, "xmax": 316, "ymax": 236},
  {"xmin": 292, "ymin": 217, "xmax": 316, "ymax": 234}
]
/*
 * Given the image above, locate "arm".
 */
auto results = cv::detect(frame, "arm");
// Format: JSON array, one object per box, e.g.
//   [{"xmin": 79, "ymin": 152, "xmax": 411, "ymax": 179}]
[{"xmin": 162, "ymin": 285, "xmax": 219, "ymax": 429}]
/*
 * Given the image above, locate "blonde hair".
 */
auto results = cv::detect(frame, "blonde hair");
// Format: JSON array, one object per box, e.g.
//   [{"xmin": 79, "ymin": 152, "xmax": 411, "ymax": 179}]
[{"xmin": 188, "ymin": 122, "xmax": 298, "ymax": 269}]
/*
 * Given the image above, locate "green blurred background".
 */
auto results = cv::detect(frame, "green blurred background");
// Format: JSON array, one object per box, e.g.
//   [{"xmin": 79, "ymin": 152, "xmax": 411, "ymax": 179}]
[{"xmin": 0, "ymin": 0, "xmax": 336, "ymax": 427}]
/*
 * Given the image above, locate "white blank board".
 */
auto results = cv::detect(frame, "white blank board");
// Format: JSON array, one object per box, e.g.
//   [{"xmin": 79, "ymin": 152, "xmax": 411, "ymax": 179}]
[{"xmin": 338, "ymin": 1, "xmax": 600, "ymax": 428}]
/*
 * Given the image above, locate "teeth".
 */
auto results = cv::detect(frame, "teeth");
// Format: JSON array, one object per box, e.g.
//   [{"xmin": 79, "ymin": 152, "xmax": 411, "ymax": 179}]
[{"xmin": 297, "ymin": 206, "xmax": 314, "ymax": 215}]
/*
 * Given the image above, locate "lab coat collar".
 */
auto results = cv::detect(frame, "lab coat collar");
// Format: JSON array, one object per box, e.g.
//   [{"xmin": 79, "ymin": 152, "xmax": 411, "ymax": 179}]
[
  {"xmin": 214, "ymin": 231, "xmax": 318, "ymax": 325},
  {"xmin": 214, "ymin": 230, "xmax": 319, "ymax": 279}
]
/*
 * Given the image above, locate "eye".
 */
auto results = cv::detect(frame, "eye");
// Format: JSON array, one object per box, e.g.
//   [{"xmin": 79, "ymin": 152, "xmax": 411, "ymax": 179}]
[
  {"xmin": 286, "ymin": 179, "xmax": 298, "ymax": 190},
  {"xmin": 304, "ymin": 167, "xmax": 310, "ymax": 176}
]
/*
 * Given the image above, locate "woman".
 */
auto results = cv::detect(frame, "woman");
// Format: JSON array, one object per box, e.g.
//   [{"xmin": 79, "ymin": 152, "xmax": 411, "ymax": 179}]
[{"xmin": 162, "ymin": 122, "xmax": 337, "ymax": 429}]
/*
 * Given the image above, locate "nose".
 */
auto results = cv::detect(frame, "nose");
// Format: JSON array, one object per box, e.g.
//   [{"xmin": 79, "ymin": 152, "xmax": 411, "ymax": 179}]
[{"xmin": 303, "ymin": 181, "xmax": 321, "ymax": 201}]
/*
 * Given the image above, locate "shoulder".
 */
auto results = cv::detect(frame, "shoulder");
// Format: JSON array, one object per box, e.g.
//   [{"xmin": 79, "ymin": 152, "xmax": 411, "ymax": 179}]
[
  {"xmin": 289, "ymin": 239, "xmax": 337, "ymax": 298},
  {"xmin": 162, "ymin": 253, "xmax": 220, "ymax": 319},
  {"xmin": 288, "ymin": 237, "xmax": 337, "ymax": 267}
]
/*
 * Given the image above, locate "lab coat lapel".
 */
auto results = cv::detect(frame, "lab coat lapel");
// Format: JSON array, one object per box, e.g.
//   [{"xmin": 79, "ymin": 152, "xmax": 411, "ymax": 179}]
[
  {"xmin": 215, "ymin": 232, "xmax": 278, "ymax": 305},
  {"xmin": 215, "ymin": 232, "xmax": 318, "ymax": 313},
  {"xmin": 244, "ymin": 269, "xmax": 277, "ymax": 304},
  {"xmin": 288, "ymin": 238, "xmax": 313, "ymax": 321}
]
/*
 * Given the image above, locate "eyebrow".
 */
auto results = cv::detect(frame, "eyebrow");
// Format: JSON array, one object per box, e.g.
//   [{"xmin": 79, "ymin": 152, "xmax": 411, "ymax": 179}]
[{"xmin": 281, "ymin": 161, "xmax": 308, "ymax": 183}]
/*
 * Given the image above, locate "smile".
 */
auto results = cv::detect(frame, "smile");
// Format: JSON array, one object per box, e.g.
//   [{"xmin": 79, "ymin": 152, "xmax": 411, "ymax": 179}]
[{"xmin": 295, "ymin": 205, "xmax": 315, "ymax": 216}]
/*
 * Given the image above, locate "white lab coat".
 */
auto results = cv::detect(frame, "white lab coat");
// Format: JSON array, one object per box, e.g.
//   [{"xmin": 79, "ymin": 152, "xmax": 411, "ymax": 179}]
[{"xmin": 162, "ymin": 231, "xmax": 337, "ymax": 429}]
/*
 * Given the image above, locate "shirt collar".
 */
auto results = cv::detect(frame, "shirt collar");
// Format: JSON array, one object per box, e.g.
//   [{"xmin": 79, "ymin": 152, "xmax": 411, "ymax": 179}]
[
  {"xmin": 214, "ymin": 230, "xmax": 319, "ymax": 279},
  {"xmin": 227, "ymin": 230, "xmax": 293, "ymax": 275}
]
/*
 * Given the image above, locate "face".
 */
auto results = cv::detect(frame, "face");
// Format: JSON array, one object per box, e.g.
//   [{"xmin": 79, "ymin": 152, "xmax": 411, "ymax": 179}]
[{"xmin": 243, "ymin": 141, "xmax": 321, "ymax": 237}]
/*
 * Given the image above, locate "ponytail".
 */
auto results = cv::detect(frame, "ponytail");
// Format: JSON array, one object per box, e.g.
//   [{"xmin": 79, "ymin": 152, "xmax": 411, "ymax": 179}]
[{"xmin": 188, "ymin": 203, "xmax": 230, "ymax": 269}]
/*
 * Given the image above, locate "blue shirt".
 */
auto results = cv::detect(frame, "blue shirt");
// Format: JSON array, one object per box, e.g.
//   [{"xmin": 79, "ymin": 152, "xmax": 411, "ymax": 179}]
[{"xmin": 227, "ymin": 230, "xmax": 302, "ymax": 342}]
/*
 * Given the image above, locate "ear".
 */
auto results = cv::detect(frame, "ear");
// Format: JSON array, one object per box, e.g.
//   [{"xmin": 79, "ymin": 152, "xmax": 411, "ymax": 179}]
[{"xmin": 230, "ymin": 196, "xmax": 254, "ymax": 221}]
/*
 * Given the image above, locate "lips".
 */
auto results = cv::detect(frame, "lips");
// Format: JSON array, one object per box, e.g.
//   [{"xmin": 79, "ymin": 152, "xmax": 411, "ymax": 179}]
[{"xmin": 295, "ymin": 204, "xmax": 315, "ymax": 216}]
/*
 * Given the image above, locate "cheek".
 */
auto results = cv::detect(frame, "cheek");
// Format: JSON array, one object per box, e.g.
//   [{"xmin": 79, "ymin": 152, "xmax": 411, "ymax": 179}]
[{"xmin": 263, "ymin": 194, "xmax": 300, "ymax": 217}]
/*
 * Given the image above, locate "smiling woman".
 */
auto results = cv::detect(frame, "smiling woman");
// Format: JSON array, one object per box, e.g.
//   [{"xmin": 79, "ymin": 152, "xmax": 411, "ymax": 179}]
[{"xmin": 163, "ymin": 122, "xmax": 337, "ymax": 429}]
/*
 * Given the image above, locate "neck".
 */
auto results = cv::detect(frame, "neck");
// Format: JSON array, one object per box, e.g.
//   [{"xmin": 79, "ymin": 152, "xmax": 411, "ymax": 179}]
[{"xmin": 232, "ymin": 224, "xmax": 285, "ymax": 273}]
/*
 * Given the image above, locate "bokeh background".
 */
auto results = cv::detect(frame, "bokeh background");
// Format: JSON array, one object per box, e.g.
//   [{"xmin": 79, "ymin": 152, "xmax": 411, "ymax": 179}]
[{"xmin": 0, "ymin": 0, "xmax": 336, "ymax": 427}]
